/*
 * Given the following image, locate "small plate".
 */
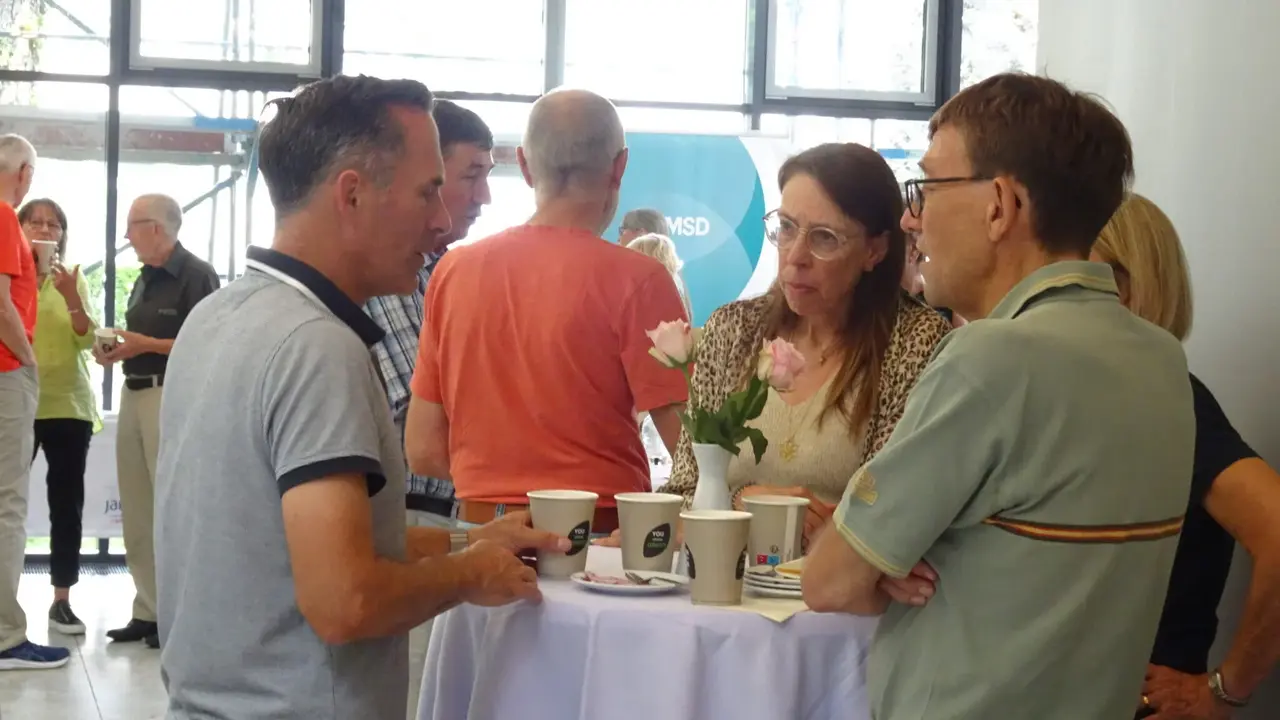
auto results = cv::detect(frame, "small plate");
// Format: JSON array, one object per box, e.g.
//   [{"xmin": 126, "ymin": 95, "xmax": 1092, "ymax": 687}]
[
  {"xmin": 745, "ymin": 567, "xmax": 801, "ymax": 589},
  {"xmin": 570, "ymin": 571, "xmax": 689, "ymax": 595},
  {"xmin": 745, "ymin": 584, "xmax": 804, "ymax": 600}
]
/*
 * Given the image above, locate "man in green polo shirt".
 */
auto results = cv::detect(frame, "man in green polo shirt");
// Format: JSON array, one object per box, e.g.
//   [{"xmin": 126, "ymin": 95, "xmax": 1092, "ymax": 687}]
[{"xmin": 803, "ymin": 74, "xmax": 1196, "ymax": 719}]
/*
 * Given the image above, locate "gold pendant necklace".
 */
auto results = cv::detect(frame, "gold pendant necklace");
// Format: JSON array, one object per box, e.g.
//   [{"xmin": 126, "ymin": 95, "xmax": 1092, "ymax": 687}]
[{"xmin": 778, "ymin": 394, "xmax": 815, "ymax": 463}]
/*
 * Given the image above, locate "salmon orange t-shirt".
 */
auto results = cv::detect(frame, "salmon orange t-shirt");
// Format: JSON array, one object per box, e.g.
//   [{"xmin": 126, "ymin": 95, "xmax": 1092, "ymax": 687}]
[
  {"xmin": 0, "ymin": 202, "xmax": 37, "ymax": 372},
  {"xmin": 411, "ymin": 225, "xmax": 690, "ymax": 506}
]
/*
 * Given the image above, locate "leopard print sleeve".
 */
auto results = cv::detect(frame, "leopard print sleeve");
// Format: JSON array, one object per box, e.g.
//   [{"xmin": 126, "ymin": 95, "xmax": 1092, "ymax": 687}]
[
  {"xmin": 863, "ymin": 299, "xmax": 952, "ymax": 461},
  {"xmin": 663, "ymin": 297, "xmax": 770, "ymax": 504}
]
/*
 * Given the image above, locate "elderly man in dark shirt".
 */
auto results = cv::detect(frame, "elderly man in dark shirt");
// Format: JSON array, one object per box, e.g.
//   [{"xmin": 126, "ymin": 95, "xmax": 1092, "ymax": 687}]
[{"xmin": 94, "ymin": 193, "xmax": 219, "ymax": 648}]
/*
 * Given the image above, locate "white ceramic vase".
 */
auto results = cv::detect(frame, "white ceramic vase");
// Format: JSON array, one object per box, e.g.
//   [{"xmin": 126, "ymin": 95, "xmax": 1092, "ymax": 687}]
[{"xmin": 689, "ymin": 442, "xmax": 734, "ymax": 511}]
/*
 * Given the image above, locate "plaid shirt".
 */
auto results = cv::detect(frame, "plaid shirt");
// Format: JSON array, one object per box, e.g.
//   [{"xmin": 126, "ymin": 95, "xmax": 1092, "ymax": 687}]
[{"xmin": 364, "ymin": 252, "xmax": 454, "ymax": 501}]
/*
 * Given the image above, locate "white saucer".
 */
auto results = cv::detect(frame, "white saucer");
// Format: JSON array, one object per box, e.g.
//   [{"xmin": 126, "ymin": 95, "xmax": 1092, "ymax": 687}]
[
  {"xmin": 570, "ymin": 571, "xmax": 689, "ymax": 595},
  {"xmin": 745, "ymin": 583, "xmax": 804, "ymax": 599}
]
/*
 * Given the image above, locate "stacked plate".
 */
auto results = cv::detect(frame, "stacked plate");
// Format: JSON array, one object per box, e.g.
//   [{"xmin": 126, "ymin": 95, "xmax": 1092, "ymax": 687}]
[{"xmin": 743, "ymin": 565, "xmax": 802, "ymax": 599}]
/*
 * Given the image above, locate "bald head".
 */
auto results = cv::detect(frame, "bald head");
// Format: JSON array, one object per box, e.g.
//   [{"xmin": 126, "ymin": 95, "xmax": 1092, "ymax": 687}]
[{"xmin": 520, "ymin": 89, "xmax": 626, "ymax": 199}]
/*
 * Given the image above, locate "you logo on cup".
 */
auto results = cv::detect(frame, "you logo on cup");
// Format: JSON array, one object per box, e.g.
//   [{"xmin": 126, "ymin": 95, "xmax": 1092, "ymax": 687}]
[
  {"xmin": 527, "ymin": 490, "xmax": 598, "ymax": 578},
  {"xmin": 615, "ymin": 492, "xmax": 683, "ymax": 572}
]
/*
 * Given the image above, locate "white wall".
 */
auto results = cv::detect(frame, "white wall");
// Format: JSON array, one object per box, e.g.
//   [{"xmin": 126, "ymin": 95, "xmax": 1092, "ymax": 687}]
[{"xmin": 1040, "ymin": 1, "xmax": 1280, "ymax": 714}]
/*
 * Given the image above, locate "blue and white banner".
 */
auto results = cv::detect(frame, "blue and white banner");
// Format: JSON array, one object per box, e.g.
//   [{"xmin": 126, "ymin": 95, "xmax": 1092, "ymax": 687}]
[{"xmin": 606, "ymin": 133, "xmax": 792, "ymax": 326}]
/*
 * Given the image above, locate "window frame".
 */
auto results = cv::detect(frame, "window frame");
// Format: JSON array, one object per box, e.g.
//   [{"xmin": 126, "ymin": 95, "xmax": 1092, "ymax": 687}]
[
  {"xmin": 764, "ymin": 0, "xmax": 944, "ymax": 104},
  {"xmin": 128, "ymin": 0, "xmax": 326, "ymax": 76}
]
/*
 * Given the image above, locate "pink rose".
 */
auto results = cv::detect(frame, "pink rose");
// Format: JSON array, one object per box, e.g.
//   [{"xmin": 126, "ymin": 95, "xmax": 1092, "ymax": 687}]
[
  {"xmin": 757, "ymin": 338, "xmax": 806, "ymax": 391},
  {"xmin": 647, "ymin": 320, "xmax": 696, "ymax": 368}
]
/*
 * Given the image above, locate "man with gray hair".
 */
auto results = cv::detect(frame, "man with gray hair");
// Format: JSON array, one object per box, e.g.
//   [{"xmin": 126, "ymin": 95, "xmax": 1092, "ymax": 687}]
[
  {"xmin": 406, "ymin": 89, "xmax": 689, "ymax": 530},
  {"xmin": 94, "ymin": 192, "xmax": 220, "ymax": 649},
  {"xmin": 0, "ymin": 134, "xmax": 72, "ymax": 670},
  {"xmin": 618, "ymin": 207, "xmax": 669, "ymax": 245}
]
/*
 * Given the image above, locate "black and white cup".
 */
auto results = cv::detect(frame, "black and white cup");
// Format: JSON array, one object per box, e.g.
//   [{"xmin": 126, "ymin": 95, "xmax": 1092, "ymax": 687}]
[
  {"xmin": 679, "ymin": 509, "xmax": 753, "ymax": 605},
  {"xmin": 526, "ymin": 490, "xmax": 598, "ymax": 578},
  {"xmin": 615, "ymin": 492, "xmax": 683, "ymax": 572}
]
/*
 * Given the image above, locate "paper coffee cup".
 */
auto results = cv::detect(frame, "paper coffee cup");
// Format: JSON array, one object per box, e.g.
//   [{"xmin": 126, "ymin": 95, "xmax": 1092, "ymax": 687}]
[
  {"xmin": 742, "ymin": 495, "xmax": 810, "ymax": 567},
  {"xmin": 32, "ymin": 240, "xmax": 57, "ymax": 275},
  {"xmin": 527, "ymin": 490, "xmax": 598, "ymax": 578},
  {"xmin": 616, "ymin": 492, "xmax": 683, "ymax": 572},
  {"xmin": 94, "ymin": 328, "xmax": 119, "ymax": 355},
  {"xmin": 679, "ymin": 509, "xmax": 752, "ymax": 605}
]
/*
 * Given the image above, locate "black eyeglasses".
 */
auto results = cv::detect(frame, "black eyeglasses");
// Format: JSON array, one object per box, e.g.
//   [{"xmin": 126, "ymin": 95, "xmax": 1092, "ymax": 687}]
[{"xmin": 903, "ymin": 176, "xmax": 994, "ymax": 218}]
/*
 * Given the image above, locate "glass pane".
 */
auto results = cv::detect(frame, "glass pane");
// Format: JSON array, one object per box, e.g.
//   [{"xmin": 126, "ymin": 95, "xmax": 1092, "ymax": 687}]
[
  {"xmin": 455, "ymin": 175, "xmax": 535, "ymax": 246},
  {"xmin": 453, "ymin": 100, "xmax": 534, "ymax": 139},
  {"xmin": 115, "ymin": 86, "xmax": 282, "ymax": 403},
  {"xmin": 872, "ymin": 119, "xmax": 929, "ymax": 183},
  {"xmin": 772, "ymin": 0, "xmax": 930, "ymax": 96},
  {"xmin": 759, "ymin": 115, "xmax": 927, "ymax": 184},
  {"xmin": 960, "ymin": 0, "xmax": 1040, "ymax": 89},
  {"xmin": 759, "ymin": 114, "xmax": 873, "ymax": 150},
  {"xmin": 1, "ymin": 81, "xmax": 109, "ymax": 410},
  {"xmin": 564, "ymin": 0, "xmax": 750, "ymax": 103},
  {"xmin": 618, "ymin": 108, "xmax": 747, "ymax": 135},
  {"xmin": 343, "ymin": 1, "xmax": 545, "ymax": 95},
  {"xmin": 0, "ymin": 0, "xmax": 110, "ymax": 75},
  {"xmin": 135, "ymin": 0, "xmax": 314, "ymax": 67}
]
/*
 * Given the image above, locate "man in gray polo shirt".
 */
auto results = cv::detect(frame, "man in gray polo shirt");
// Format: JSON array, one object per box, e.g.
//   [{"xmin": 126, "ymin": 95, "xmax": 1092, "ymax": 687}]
[
  {"xmin": 803, "ymin": 74, "xmax": 1195, "ymax": 719},
  {"xmin": 154, "ymin": 76, "xmax": 568, "ymax": 720}
]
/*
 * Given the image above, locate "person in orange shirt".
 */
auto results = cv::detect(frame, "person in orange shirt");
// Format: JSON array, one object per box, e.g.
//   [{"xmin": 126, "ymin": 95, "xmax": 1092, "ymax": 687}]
[
  {"xmin": 0, "ymin": 133, "xmax": 72, "ymax": 670},
  {"xmin": 405, "ymin": 89, "xmax": 689, "ymax": 534}
]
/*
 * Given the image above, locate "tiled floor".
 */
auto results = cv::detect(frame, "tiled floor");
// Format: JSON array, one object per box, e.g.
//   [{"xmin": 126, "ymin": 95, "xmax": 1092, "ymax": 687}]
[{"xmin": 0, "ymin": 571, "xmax": 432, "ymax": 719}]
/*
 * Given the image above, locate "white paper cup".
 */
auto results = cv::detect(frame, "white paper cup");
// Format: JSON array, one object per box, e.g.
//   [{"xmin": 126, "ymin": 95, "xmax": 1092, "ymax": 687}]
[
  {"xmin": 742, "ymin": 495, "xmax": 810, "ymax": 567},
  {"xmin": 679, "ymin": 509, "xmax": 753, "ymax": 605},
  {"xmin": 31, "ymin": 240, "xmax": 57, "ymax": 275},
  {"xmin": 616, "ymin": 492, "xmax": 684, "ymax": 572},
  {"xmin": 527, "ymin": 490, "xmax": 599, "ymax": 578},
  {"xmin": 94, "ymin": 328, "xmax": 119, "ymax": 355}
]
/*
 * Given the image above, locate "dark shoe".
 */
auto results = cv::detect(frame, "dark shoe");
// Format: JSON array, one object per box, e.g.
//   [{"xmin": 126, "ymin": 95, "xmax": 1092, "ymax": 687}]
[
  {"xmin": 0, "ymin": 641, "xmax": 71, "ymax": 670},
  {"xmin": 144, "ymin": 632, "xmax": 160, "ymax": 649},
  {"xmin": 49, "ymin": 600, "xmax": 86, "ymax": 635},
  {"xmin": 106, "ymin": 619, "xmax": 158, "ymax": 643}
]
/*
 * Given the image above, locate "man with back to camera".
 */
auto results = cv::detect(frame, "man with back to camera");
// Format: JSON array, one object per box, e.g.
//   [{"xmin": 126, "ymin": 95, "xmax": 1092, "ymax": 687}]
[
  {"xmin": 405, "ymin": 88, "xmax": 689, "ymax": 533},
  {"xmin": 95, "ymin": 193, "xmax": 220, "ymax": 649},
  {"xmin": 364, "ymin": 99, "xmax": 495, "ymax": 529},
  {"xmin": 802, "ymin": 73, "xmax": 1196, "ymax": 719},
  {"xmin": 0, "ymin": 133, "xmax": 73, "ymax": 670},
  {"xmin": 152, "ymin": 75, "xmax": 569, "ymax": 720}
]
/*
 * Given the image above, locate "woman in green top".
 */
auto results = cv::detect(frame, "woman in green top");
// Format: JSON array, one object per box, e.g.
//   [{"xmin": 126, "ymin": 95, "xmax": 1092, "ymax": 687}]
[{"xmin": 18, "ymin": 198, "xmax": 100, "ymax": 636}]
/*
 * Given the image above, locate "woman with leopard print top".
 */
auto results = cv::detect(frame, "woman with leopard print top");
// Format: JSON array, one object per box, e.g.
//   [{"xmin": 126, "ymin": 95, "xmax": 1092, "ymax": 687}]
[{"xmin": 662, "ymin": 143, "xmax": 950, "ymax": 543}]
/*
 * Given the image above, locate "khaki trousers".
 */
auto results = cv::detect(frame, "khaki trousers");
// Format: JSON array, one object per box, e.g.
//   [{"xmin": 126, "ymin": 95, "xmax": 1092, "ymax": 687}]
[
  {"xmin": 0, "ymin": 366, "xmax": 37, "ymax": 651},
  {"xmin": 117, "ymin": 386, "xmax": 162, "ymax": 622}
]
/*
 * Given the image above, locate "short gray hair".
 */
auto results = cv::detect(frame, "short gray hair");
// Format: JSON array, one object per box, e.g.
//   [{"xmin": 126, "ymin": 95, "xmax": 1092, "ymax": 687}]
[
  {"xmin": 0, "ymin": 134, "xmax": 36, "ymax": 174},
  {"xmin": 136, "ymin": 193, "xmax": 184, "ymax": 237},
  {"xmin": 521, "ymin": 88, "xmax": 625, "ymax": 197},
  {"xmin": 621, "ymin": 208, "xmax": 669, "ymax": 235}
]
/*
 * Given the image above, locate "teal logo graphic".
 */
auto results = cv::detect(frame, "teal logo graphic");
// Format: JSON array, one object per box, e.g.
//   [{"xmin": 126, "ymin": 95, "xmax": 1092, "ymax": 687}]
[{"xmin": 608, "ymin": 133, "xmax": 767, "ymax": 326}]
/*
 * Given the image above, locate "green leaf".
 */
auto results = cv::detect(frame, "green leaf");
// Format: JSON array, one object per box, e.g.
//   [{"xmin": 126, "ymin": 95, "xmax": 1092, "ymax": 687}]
[
  {"xmin": 742, "ymin": 377, "xmax": 769, "ymax": 420},
  {"xmin": 745, "ymin": 427, "xmax": 769, "ymax": 464}
]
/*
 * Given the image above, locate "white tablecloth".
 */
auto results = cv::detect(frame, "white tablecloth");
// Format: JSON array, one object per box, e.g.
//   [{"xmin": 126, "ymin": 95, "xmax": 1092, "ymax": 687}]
[{"xmin": 417, "ymin": 547, "xmax": 878, "ymax": 720}]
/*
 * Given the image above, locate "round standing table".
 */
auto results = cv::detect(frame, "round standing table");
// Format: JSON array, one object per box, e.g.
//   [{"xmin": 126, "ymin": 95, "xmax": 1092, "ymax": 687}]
[{"xmin": 416, "ymin": 547, "xmax": 877, "ymax": 720}]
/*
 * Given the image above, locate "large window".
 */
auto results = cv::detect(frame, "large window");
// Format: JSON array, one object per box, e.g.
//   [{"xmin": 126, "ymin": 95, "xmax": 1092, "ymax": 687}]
[
  {"xmin": 759, "ymin": 115, "xmax": 929, "ymax": 182},
  {"xmin": 343, "ymin": 0, "xmax": 545, "ymax": 95},
  {"xmin": 564, "ymin": 0, "xmax": 751, "ymax": 104}
]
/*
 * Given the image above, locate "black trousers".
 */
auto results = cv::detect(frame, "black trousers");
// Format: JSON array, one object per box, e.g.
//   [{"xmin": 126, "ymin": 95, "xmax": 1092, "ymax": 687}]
[{"xmin": 31, "ymin": 419, "xmax": 93, "ymax": 589}]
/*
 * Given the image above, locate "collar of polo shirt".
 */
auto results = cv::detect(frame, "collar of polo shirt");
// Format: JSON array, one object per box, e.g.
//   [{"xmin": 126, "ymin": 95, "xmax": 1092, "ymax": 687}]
[
  {"xmin": 988, "ymin": 260, "xmax": 1120, "ymax": 321},
  {"xmin": 245, "ymin": 246, "xmax": 386, "ymax": 347}
]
